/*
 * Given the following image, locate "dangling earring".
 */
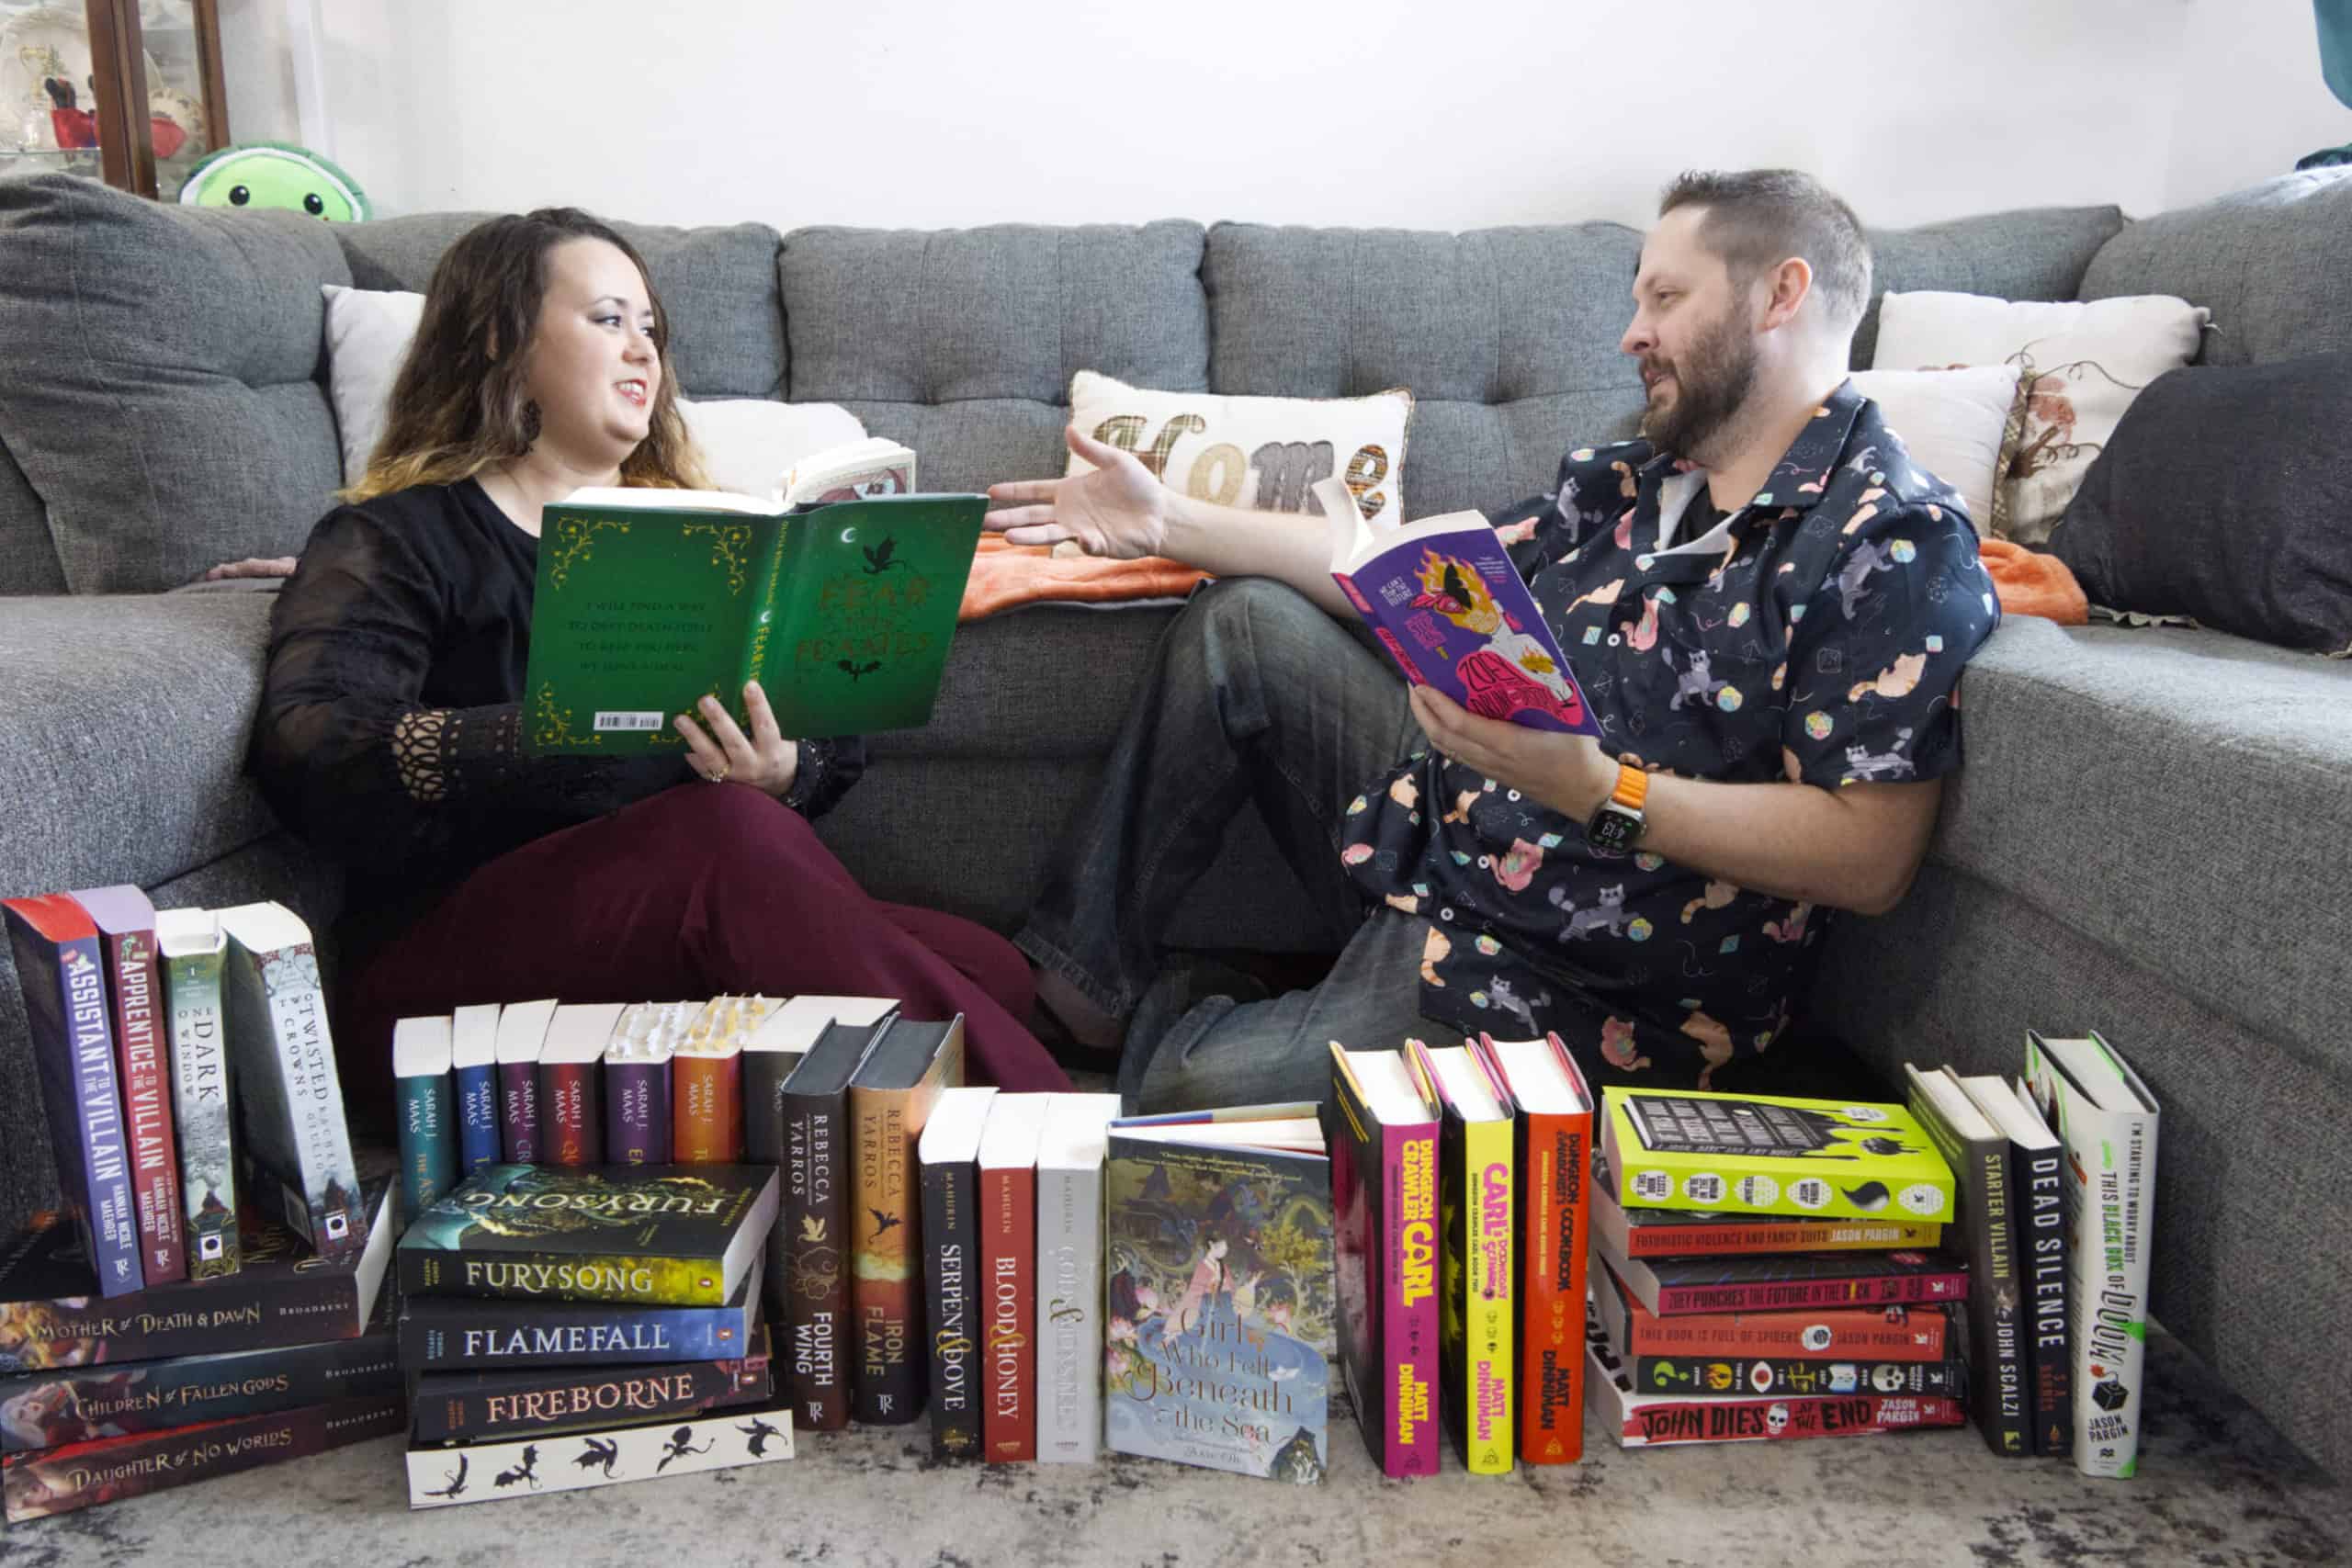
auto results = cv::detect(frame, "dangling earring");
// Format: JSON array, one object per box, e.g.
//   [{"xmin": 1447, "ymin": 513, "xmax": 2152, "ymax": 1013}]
[{"xmin": 521, "ymin": 400, "xmax": 542, "ymax": 445}]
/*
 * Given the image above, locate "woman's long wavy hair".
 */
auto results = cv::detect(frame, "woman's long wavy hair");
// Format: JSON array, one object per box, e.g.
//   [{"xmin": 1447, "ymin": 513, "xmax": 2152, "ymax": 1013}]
[{"xmin": 342, "ymin": 208, "xmax": 707, "ymax": 502}]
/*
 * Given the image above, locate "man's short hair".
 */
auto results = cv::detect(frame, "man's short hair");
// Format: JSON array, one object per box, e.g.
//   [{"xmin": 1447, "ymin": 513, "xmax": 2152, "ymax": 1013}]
[{"xmin": 1659, "ymin": 169, "xmax": 1872, "ymax": 336}]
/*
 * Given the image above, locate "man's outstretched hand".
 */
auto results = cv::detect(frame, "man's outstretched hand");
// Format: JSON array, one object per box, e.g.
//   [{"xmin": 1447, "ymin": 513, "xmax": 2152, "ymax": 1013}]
[{"xmin": 984, "ymin": 424, "xmax": 1170, "ymax": 559}]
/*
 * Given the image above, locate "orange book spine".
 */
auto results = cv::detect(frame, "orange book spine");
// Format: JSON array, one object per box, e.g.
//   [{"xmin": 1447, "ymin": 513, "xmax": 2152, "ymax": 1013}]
[
  {"xmin": 673, "ymin": 1054, "xmax": 742, "ymax": 1165},
  {"xmin": 1516, "ymin": 1105, "xmax": 1590, "ymax": 1464}
]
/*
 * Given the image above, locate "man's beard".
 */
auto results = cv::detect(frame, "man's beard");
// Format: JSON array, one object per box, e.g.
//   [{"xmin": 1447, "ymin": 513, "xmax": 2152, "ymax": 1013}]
[{"xmin": 1639, "ymin": 307, "xmax": 1759, "ymax": 462}]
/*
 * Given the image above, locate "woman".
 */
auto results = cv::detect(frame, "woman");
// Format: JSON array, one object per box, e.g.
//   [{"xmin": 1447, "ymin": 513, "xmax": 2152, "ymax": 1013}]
[{"xmin": 254, "ymin": 208, "xmax": 1066, "ymax": 1121}]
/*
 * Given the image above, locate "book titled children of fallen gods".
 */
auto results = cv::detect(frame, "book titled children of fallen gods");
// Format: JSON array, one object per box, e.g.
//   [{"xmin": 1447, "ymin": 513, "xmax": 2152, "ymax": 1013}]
[
  {"xmin": 1312, "ymin": 475, "xmax": 1599, "ymax": 736},
  {"xmin": 214, "ymin": 901, "xmax": 368, "ymax": 1261},
  {"xmin": 398, "ymin": 1165, "xmax": 779, "ymax": 1308},
  {"xmin": 1601, "ymin": 1088, "xmax": 1958, "ymax": 1225},
  {"xmin": 522, "ymin": 445, "xmax": 985, "ymax": 751},
  {"xmin": 2026, "ymin": 1031, "xmax": 2160, "ymax": 1480},
  {"xmin": 1102, "ymin": 1105, "xmax": 1335, "ymax": 1483}
]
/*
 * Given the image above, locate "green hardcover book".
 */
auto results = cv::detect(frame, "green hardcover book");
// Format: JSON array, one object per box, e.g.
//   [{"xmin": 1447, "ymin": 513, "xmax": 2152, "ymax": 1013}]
[
  {"xmin": 522, "ymin": 488, "xmax": 985, "ymax": 753},
  {"xmin": 397, "ymin": 1164, "xmax": 780, "ymax": 1307},
  {"xmin": 1599, "ymin": 1089, "xmax": 1957, "ymax": 1225}
]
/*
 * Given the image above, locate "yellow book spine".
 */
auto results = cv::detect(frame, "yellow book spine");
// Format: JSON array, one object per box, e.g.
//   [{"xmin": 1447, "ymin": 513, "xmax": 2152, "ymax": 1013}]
[{"xmin": 1463, "ymin": 1118, "xmax": 1514, "ymax": 1474}]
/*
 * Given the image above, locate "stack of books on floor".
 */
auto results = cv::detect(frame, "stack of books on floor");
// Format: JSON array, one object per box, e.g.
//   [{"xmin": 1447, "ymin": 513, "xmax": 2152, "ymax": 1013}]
[
  {"xmin": 1324, "ymin": 1034, "xmax": 1596, "ymax": 1478},
  {"xmin": 2, "ymin": 891, "xmax": 401, "ymax": 1521},
  {"xmin": 1584, "ymin": 1085, "xmax": 1974, "ymax": 1449},
  {"xmin": 1903, "ymin": 1032, "xmax": 2161, "ymax": 1478},
  {"xmin": 394, "ymin": 1162, "xmax": 786, "ymax": 1506}
]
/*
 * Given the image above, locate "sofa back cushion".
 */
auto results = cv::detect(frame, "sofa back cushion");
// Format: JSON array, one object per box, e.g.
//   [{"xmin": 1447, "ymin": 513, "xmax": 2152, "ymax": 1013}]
[
  {"xmin": 334, "ymin": 213, "xmax": 789, "ymax": 400},
  {"xmin": 1203, "ymin": 206, "xmax": 2125, "ymax": 522},
  {"xmin": 779, "ymin": 221, "xmax": 1212, "ymax": 497},
  {"xmin": 0, "ymin": 173, "xmax": 352, "ymax": 595},
  {"xmin": 2081, "ymin": 168, "xmax": 2352, "ymax": 367}
]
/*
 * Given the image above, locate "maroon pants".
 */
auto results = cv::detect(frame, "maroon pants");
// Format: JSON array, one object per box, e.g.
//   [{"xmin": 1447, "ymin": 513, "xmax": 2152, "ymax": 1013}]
[{"xmin": 336, "ymin": 784, "xmax": 1066, "ymax": 1126}]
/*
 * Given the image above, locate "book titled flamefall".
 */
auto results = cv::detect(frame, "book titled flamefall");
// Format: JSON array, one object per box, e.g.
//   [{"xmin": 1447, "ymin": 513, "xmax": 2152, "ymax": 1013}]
[{"xmin": 398, "ymin": 1165, "xmax": 778, "ymax": 1307}]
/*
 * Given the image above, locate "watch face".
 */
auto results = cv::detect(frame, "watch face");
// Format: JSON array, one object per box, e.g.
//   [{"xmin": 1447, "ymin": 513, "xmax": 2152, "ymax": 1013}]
[{"xmin": 1589, "ymin": 806, "xmax": 1642, "ymax": 855}]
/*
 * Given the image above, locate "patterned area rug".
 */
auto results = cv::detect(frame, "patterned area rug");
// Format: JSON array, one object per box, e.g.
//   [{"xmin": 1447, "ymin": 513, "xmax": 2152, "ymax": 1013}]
[{"xmin": 7, "ymin": 1328, "xmax": 2344, "ymax": 1567}]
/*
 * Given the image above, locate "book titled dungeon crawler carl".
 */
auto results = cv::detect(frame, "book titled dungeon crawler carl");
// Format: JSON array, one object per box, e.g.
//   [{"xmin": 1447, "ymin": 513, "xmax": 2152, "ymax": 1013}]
[{"xmin": 397, "ymin": 1166, "xmax": 777, "ymax": 1308}]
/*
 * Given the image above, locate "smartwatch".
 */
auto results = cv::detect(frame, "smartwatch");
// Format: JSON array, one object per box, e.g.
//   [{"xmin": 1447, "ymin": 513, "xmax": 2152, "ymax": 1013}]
[{"xmin": 1586, "ymin": 760, "xmax": 1648, "ymax": 855}]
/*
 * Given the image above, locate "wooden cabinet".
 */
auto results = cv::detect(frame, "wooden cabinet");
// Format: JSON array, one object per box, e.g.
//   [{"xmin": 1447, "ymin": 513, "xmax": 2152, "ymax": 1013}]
[{"xmin": 1, "ymin": 0, "xmax": 229, "ymax": 197}]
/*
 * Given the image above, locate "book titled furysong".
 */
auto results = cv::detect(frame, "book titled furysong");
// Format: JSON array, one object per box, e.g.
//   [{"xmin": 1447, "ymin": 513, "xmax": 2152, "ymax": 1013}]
[{"xmin": 397, "ymin": 1165, "xmax": 778, "ymax": 1308}]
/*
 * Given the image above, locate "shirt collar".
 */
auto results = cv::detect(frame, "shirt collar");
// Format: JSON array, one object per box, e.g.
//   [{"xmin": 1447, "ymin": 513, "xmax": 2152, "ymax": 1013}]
[{"xmin": 1748, "ymin": 378, "xmax": 1868, "ymax": 513}]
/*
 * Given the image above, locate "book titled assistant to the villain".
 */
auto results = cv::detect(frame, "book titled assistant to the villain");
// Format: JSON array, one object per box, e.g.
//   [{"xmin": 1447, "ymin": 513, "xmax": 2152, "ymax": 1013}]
[
  {"xmin": 397, "ymin": 1165, "xmax": 778, "ymax": 1307},
  {"xmin": 523, "ymin": 460, "xmax": 984, "ymax": 750},
  {"xmin": 1312, "ymin": 476, "xmax": 1598, "ymax": 736}
]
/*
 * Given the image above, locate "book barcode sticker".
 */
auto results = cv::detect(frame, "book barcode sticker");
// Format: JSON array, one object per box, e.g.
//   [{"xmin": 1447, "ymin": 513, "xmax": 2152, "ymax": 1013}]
[
  {"xmin": 1682, "ymin": 1172, "xmax": 1726, "ymax": 1206},
  {"xmin": 594, "ymin": 711, "xmax": 667, "ymax": 732},
  {"xmin": 1632, "ymin": 1168, "xmax": 1674, "ymax": 1203},
  {"xmin": 1788, "ymin": 1177, "xmax": 1832, "ymax": 1211},
  {"xmin": 1735, "ymin": 1174, "xmax": 1780, "ymax": 1207}
]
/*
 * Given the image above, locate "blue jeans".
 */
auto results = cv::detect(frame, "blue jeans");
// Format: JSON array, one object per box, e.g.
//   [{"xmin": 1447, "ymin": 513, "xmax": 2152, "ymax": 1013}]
[{"xmin": 1015, "ymin": 578, "xmax": 1472, "ymax": 1111}]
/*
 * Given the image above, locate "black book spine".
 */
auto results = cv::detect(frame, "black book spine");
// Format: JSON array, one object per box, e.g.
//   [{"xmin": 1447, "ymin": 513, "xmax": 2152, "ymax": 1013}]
[
  {"xmin": 1629, "ymin": 1354, "xmax": 1971, "ymax": 1399},
  {"xmin": 1909, "ymin": 1088, "xmax": 2030, "ymax": 1458},
  {"xmin": 0, "ymin": 1326, "xmax": 401, "ymax": 1451},
  {"xmin": 921, "ymin": 1152, "xmax": 981, "ymax": 1461},
  {"xmin": 781, "ymin": 1084, "xmax": 851, "ymax": 1430},
  {"xmin": 0, "ymin": 1269, "xmax": 366, "ymax": 1370},
  {"xmin": 2012, "ymin": 1140, "xmax": 2073, "ymax": 1458},
  {"xmin": 410, "ymin": 1337, "xmax": 772, "ymax": 1444}
]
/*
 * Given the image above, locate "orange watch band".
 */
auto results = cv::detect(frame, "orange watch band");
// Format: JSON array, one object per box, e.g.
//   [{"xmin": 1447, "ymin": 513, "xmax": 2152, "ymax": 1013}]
[{"xmin": 1610, "ymin": 761, "xmax": 1648, "ymax": 812}]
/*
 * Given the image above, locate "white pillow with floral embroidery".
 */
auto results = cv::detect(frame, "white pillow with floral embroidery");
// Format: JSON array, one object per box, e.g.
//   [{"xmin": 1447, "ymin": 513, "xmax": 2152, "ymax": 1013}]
[{"xmin": 1870, "ymin": 291, "xmax": 2210, "ymax": 546}]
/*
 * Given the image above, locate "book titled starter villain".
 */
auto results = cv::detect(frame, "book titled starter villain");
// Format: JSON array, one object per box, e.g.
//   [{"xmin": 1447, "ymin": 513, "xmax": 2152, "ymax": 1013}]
[{"xmin": 398, "ymin": 1166, "xmax": 777, "ymax": 1307}]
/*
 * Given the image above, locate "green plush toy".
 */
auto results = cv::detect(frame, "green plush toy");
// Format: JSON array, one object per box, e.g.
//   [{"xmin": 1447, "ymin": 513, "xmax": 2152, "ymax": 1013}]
[{"xmin": 177, "ymin": 141, "xmax": 370, "ymax": 221}]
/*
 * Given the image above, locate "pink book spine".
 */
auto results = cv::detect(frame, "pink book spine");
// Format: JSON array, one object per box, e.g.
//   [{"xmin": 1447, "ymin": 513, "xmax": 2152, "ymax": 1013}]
[
  {"xmin": 107, "ymin": 927, "xmax": 185, "ymax": 1285},
  {"xmin": 1384, "ymin": 1122, "xmax": 1442, "ymax": 1477}
]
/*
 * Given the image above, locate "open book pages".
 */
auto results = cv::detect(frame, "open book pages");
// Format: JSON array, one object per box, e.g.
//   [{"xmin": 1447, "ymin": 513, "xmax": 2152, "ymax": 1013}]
[{"xmin": 783, "ymin": 437, "xmax": 918, "ymax": 507}]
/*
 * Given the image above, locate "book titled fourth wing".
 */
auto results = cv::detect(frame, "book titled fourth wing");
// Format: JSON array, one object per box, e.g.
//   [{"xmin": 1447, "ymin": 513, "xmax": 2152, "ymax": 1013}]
[{"xmin": 1312, "ymin": 476, "xmax": 1597, "ymax": 736}]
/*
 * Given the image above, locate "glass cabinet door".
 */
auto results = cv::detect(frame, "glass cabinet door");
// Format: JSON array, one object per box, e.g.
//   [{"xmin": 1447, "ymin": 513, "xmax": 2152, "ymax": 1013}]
[{"xmin": 0, "ymin": 0, "xmax": 225, "ymax": 197}]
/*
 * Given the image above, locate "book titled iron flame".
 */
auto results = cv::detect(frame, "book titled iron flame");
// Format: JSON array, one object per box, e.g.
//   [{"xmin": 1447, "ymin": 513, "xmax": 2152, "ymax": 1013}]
[{"xmin": 398, "ymin": 1165, "xmax": 778, "ymax": 1308}]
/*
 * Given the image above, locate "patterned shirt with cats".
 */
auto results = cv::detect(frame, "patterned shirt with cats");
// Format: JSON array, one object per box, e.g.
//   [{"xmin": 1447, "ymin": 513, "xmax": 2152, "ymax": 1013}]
[{"xmin": 1340, "ymin": 378, "xmax": 1999, "ymax": 1086}]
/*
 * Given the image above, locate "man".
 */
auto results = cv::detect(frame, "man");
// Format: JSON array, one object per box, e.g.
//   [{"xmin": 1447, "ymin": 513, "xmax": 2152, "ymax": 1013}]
[{"xmin": 987, "ymin": 169, "xmax": 1998, "ymax": 1110}]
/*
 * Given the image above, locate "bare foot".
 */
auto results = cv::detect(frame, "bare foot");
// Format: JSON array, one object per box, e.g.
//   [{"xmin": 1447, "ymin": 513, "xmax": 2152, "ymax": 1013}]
[{"xmin": 1034, "ymin": 964, "xmax": 1125, "ymax": 1053}]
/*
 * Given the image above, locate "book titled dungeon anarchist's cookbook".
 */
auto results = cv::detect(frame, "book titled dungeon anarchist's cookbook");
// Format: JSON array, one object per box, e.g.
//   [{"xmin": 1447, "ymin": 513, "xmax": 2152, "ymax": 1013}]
[
  {"xmin": 1312, "ymin": 477, "xmax": 1599, "ymax": 737},
  {"xmin": 522, "ymin": 485, "xmax": 986, "ymax": 751},
  {"xmin": 397, "ymin": 1165, "xmax": 778, "ymax": 1307}
]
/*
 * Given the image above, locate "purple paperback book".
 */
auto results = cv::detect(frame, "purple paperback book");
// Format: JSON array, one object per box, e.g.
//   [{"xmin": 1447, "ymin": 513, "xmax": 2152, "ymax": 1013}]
[{"xmin": 1316, "ymin": 479, "xmax": 1600, "ymax": 736}]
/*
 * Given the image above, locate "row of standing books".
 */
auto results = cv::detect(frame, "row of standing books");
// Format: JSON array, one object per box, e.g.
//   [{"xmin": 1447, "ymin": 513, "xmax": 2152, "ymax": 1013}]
[
  {"xmin": 388, "ymin": 992, "xmax": 901, "ymax": 1211},
  {"xmin": 4, "ymin": 892, "xmax": 372, "ymax": 1297}
]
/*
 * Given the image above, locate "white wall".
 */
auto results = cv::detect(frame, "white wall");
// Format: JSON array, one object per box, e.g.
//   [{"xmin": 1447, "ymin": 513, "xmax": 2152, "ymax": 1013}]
[{"xmin": 216, "ymin": 0, "xmax": 2349, "ymax": 231}]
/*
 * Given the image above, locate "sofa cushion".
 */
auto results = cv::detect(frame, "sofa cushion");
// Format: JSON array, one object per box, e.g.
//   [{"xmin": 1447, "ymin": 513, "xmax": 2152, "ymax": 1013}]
[
  {"xmin": 0, "ymin": 587, "xmax": 282, "ymax": 906},
  {"xmin": 2080, "ymin": 168, "xmax": 2352, "ymax": 367},
  {"xmin": 334, "ymin": 214, "xmax": 789, "ymax": 400},
  {"xmin": 2050, "ymin": 355, "xmax": 2352, "ymax": 655},
  {"xmin": 1204, "ymin": 207, "xmax": 2126, "ymax": 523},
  {"xmin": 780, "ymin": 221, "xmax": 1210, "ymax": 495},
  {"xmin": 1929, "ymin": 617, "xmax": 2352, "ymax": 1076},
  {"xmin": 0, "ymin": 435, "xmax": 63, "ymax": 596},
  {"xmin": 0, "ymin": 174, "xmax": 352, "ymax": 595}
]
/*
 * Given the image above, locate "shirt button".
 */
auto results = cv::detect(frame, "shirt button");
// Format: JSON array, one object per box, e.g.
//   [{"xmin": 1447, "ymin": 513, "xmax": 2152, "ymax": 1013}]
[{"xmin": 1607, "ymin": 634, "xmax": 1621, "ymax": 646}]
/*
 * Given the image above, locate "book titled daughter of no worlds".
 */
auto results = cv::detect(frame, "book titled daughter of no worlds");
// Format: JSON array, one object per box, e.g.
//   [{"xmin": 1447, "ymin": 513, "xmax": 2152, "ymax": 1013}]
[{"xmin": 522, "ymin": 440, "xmax": 984, "ymax": 752}]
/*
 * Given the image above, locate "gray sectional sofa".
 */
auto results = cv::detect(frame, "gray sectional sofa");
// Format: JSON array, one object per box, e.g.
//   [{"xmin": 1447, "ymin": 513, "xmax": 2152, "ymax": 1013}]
[{"xmin": 1, "ymin": 168, "xmax": 2346, "ymax": 1474}]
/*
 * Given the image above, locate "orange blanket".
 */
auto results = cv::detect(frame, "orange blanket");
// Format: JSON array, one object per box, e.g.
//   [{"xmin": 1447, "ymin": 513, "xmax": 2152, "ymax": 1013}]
[
  {"xmin": 1980, "ymin": 536, "xmax": 2088, "ymax": 625},
  {"xmin": 958, "ymin": 535, "xmax": 1209, "ymax": 622},
  {"xmin": 956, "ymin": 532, "xmax": 2088, "ymax": 627}
]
